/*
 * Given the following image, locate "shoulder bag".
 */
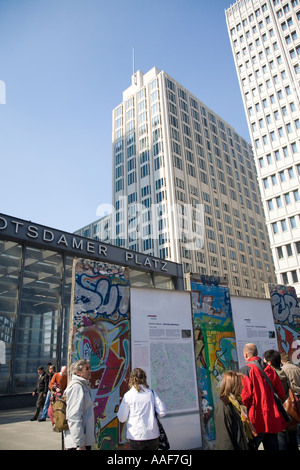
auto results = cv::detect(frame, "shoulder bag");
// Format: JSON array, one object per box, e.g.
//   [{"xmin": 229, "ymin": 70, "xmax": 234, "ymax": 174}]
[
  {"xmin": 283, "ymin": 388, "xmax": 300, "ymax": 429},
  {"xmin": 152, "ymin": 390, "xmax": 170, "ymax": 450}
]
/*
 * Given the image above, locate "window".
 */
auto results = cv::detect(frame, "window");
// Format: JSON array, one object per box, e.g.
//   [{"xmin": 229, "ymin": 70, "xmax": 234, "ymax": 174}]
[
  {"xmin": 291, "ymin": 142, "xmax": 298, "ymax": 153},
  {"xmin": 281, "ymin": 219, "xmax": 288, "ymax": 231},
  {"xmin": 271, "ymin": 174, "xmax": 278, "ymax": 185},
  {"xmin": 279, "ymin": 170, "xmax": 286, "ymax": 182},
  {"xmin": 284, "ymin": 193, "xmax": 292, "ymax": 205},
  {"xmin": 263, "ymin": 177, "xmax": 269, "ymax": 188},
  {"xmin": 285, "ymin": 85, "xmax": 292, "ymax": 95},
  {"xmin": 272, "ymin": 222, "xmax": 279, "ymax": 234},
  {"xmin": 291, "ymin": 270, "xmax": 298, "ymax": 283},
  {"xmin": 290, "ymin": 216, "xmax": 297, "ymax": 229},
  {"xmin": 294, "ymin": 189, "xmax": 300, "ymax": 201},
  {"xmin": 283, "ymin": 146, "xmax": 289, "ymax": 157}
]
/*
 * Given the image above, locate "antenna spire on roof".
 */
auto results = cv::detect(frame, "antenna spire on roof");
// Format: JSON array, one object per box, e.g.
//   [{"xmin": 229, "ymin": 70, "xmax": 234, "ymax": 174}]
[{"xmin": 132, "ymin": 46, "xmax": 135, "ymax": 75}]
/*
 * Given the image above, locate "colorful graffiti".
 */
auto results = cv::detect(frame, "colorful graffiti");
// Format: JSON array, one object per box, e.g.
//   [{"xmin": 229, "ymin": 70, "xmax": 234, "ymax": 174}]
[
  {"xmin": 71, "ymin": 259, "xmax": 130, "ymax": 449},
  {"xmin": 191, "ymin": 278, "xmax": 238, "ymax": 444},
  {"xmin": 267, "ymin": 284, "xmax": 300, "ymax": 365}
]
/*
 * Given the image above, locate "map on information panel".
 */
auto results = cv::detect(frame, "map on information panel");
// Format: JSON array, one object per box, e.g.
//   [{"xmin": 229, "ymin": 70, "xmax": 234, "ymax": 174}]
[{"xmin": 150, "ymin": 342, "xmax": 198, "ymax": 412}]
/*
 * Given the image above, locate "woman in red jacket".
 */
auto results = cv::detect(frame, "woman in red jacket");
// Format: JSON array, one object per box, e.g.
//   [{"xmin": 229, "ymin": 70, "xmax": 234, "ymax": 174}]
[{"xmin": 239, "ymin": 343, "xmax": 286, "ymax": 450}]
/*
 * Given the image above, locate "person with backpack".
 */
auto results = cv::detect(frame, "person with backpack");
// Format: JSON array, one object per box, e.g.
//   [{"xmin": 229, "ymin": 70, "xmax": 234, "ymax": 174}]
[
  {"xmin": 239, "ymin": 343, "xmax": 286, "ymax": 450},
  {"xmin": 63, "ymin": 359, "xmax": 96, "ymax": 450}
]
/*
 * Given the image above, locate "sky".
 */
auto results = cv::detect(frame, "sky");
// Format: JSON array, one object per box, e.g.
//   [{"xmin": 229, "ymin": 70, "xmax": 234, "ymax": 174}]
[{"xmin": 0, "ymin": 0, "xmax": 250, "ymax": 234}]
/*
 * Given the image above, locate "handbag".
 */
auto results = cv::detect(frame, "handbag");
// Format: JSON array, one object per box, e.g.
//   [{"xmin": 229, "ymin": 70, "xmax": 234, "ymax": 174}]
[
  {"xmin": 152, "ymin": 390, "xmax": 170, "ymax": 450},
  {"xmin": 250, "ymin": 361, "xmax": 291, "ymax": 423},
  {"xmin": 284, "ymin": 388, "xmax": 300, "ymax": 429}
]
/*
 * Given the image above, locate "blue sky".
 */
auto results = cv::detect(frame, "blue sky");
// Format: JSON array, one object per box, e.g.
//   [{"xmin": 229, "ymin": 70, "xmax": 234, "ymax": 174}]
[{"xmin": 0, "ymin": 0, "xmax": 250, "ymax": 233}]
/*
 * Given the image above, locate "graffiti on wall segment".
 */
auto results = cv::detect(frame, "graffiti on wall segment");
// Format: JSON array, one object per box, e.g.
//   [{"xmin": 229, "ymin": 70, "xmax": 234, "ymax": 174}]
[
  {"xmin": 268, "ymin": 284, "xmax": 300, "ymax": 365},
  {"xmin": 71, "ymin": 259, "xmax": 130, "ymax": 449},
  {"xmin": 191, "ymin": 278, "xmax": 238, "ymax": 444}
]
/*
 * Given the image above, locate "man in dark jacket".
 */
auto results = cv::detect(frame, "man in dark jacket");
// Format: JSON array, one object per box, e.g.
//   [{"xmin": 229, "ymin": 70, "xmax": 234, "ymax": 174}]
[
  {"xmin": 240, "ymin": 343, "xmax": 286, "ymax": 450},
  {"xmin": 30, "ymin": 366, "xmax": 47, "ymax": 421}
]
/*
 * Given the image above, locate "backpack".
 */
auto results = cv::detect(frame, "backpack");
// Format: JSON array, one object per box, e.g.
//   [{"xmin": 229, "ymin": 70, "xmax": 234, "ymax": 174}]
[
  {"xmin": 52, "ymin": 380, "xmax": 83, "ymax": 432},
  {"xmin": 52, "ymin": 396, "xmax": 69, "ymax": 432}
]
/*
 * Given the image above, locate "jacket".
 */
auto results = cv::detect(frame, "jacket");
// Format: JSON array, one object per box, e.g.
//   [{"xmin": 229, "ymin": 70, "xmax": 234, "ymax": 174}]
[
  {"xmin": 34, "ymin": 372, "xmax": 47, "ymax": 394},
  {"xmin": 240, "ymin": 357, "xmax": 286, "ymax": 434},
  {"xmin": 63, "ymin": 375, "xmax": 96, "ymax": 449},
  {"xmin": 281, "ymin": 361, "xmax": 300, "ymax": 396},
  {"xmin": 49, "ymin": 372, "xmax": 68, "ymax": 392},
  {"xmin": 117, "ymin": 386, "xmax": 166, "ymax": 441},
  {"xmin": 214, "ymin": 396, "xmax": 250, "ymax": 450}
]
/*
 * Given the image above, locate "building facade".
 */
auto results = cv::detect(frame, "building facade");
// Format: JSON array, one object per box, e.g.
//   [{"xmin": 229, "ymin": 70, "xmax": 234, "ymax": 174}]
[
  {"xmin": 110, "ymin": 66, "xmax": 276, "ymax": 297},
  {"xmin": 226, "ymin": 0, "xmax": 300, "ymax": 296}
]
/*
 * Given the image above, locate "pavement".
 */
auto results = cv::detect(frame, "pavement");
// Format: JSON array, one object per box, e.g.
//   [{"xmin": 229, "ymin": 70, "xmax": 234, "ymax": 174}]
[
  {"xmin": 0, "ymin": 408, "xmax": 63, "ymax": 450},
  {"xmin": 1, "ymin": 408, "xmax": 299, "ymax": 452}
]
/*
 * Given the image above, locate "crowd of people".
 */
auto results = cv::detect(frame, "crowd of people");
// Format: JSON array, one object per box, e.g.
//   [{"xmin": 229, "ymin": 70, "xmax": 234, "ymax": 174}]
[
  {"xmin": 30, "ymin": 362, "xmax": 166, "ymax": 451},
  {"xmin": 30, "ymin": 343, "xmax": 299, "ymax": 451},
  {"xmin": 30, "ymin": 363, "xmax": 68, "ymax": 429},
  {"xmin": 30, "ymin": 360, "xmax": 97, "ymax": 450},
  {"xmin": 215, "ymin": 343, "xmax": 300, "ymax": 451}
]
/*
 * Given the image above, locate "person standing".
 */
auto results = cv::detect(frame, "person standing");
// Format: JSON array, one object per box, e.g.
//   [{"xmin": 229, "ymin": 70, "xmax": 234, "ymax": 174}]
[
  {"xmin": 30, "ymin": 366, "xmax": 47, "ymax": 421},
  {"xmin": 281, "ymin": 353, "xmax": 300, "ymax": 450},
  {"xmin": 214, "ymin": 371, "xmax": 256, "ymax": 450},
  {"xmin": 117, "ymin": 368, "xmax": 166, "ymax": 450},
  {"xmin": 264, "ymin": 350, "xmax": 298, "ymax": 450},
  {"xmin": 49, "ymin": 365, "xmax": 68, "ymax": 394},
  {"xmin": 281, "ymin": 354, "xmax": 300, "ymax": 397},
  {"xmin": 239, "ymin": 343, "xmax": 286, "ymax": 450},
  {"xmin": 39, "ymin": 364, "xmax": 56, "ymax": 422},
  {"xmin": 63, "ymin": 359, "xmax": 96, "ymax": 450}
]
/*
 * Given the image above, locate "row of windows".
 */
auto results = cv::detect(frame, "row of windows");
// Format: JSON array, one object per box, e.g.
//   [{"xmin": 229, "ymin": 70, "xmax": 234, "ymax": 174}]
[
  {"xmin": 267, "ymin": 188, "xmax": 300, "ymax": 210},
  {"xmin": 281, "ymin": 269, "xmax": 299, "ymax": 284},
  {"xmin": 235, "ymin": 18, "xmax": 299, "ymax": 52},
  {"xmin": 262, "ymin": 162, "xmax": 300, "ymax": 188},
  {"xmin": 277, "ymin": 240, "xmax": 300, "ymax": 260},
  {"xmin": 254, "ymin": 121, "xmax": 299, "ymax": 147},
  {"xmin": 252, "ymin": 102, "xmax": 298, "ymax": 129},
  {"xmin": 259, "ymin": 143, "xmax": 297, "ymax": 167},
  {"xmin": 272, "ymin": 215, "xmax": 299, "ymax": 233}
]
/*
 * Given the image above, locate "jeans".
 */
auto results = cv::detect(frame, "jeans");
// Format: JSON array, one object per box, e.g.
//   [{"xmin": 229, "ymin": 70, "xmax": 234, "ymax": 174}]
[
  {"xmin": 255, "ymin": 433, "xmax": 279, "ymax": 450},
  {"xmin": 41, "ymin": 390, "xmax": 51, "ymax": 419},
  {"xmin": 278, "ymin": 430, "xmax": 298, "ymax": 450}
]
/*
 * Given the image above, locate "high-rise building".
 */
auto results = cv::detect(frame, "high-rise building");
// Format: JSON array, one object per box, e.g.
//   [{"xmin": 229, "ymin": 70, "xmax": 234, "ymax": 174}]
[
  {"xmin": 109, "ymin": 66, "xmax": 276, "ymax": 297},
  {"xmin": 225, "ymin": 0, "xmax": 300, "ymax": 296}
]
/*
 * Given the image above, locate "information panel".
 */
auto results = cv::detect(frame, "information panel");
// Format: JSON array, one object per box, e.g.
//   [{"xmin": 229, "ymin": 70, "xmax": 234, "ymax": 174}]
[
  {"xmin": 231, "ymin": 297, "xmax": 278, "ymax": 368},
  {"xmin": 130, "ymin": 288, "xmax": 202, "ymax": 449},
  {"xmin": 131, "ymin": 288, "xmax": 198, "ymax": 412}
]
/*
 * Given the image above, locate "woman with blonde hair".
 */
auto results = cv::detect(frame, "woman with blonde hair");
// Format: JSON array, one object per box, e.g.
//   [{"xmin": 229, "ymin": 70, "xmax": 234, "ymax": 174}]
[
  {"xmin": 117, "ymin": 368, "xmax": 166, "ymax": 450},
  {"xmin": 214, "ymin": 371, "xmax": 256, "ymax": 450}
]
